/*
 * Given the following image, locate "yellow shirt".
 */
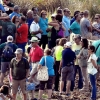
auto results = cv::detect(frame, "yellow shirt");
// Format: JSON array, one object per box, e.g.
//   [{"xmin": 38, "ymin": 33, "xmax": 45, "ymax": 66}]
[
  {"xmin": 55, "ymin": 46, "xmax": 63, "ymax": 61},
  {"xmin": 72, "ymin": 43, "xmax": 81, "ymax": 65}
]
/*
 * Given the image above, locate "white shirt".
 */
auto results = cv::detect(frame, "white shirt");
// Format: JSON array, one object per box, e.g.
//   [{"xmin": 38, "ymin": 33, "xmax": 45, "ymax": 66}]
[{"xmin": 30, "ymin": 21, "xmax": 41, "ymax": 39}]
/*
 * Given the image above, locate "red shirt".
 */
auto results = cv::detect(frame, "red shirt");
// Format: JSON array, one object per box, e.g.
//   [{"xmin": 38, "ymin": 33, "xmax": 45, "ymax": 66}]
[
  {"xmin": 16, "ymin": 23, "xmax": 28, "ymax": 43},
  {"xmin": 29, "ymin": 46, "xmax": 43, "ymax": 62}
]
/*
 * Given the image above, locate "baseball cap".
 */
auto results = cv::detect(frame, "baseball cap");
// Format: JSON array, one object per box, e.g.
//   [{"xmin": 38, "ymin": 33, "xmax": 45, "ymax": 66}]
[
  {"xmin": 64, "ymin": 42, "xmax": 72, "ymax": 47},
  {"xmin": 7, "ymin": 35, "xmax": 13, "ymax": 42},
  {"xmin": 15, "ymin": 48, "xmax": 23, "ymax": 54}
]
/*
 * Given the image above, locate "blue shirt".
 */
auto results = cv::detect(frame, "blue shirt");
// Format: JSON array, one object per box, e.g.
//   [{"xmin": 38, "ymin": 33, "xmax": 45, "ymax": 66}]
[
  {"xmin": 27, "ymin": 18, "xmax": 34, "ymax": 28},
  {"xmin": 92, "ymin": 40, "xmax": 100, "ymax": 65},
  {"xmin": 62, "ymin": 48, "xmax": 76, "ymax": 67},
  {"xmin": 0, "ymin": 4, "xmax": 5, "ymax": 12},
  {"xmin": 70, "ymin": 17, "xmax": 75, "ymax": 25},
  {"xmin": 9, "ymin": 12, "xmax": 21, "ymax": 19},
  {"xmin": 39, "ymin": 56, "xmax": 55, "ymax": 76},
  {"xmin": 39, "ymin": 17, "xmax": 48, "ymax": 35},
  {"xmin": 70, "ymin": 21, "xmax": 81, "ymax": 34},
  {"xmin": 62, "ymin": 15, "xmax": 70, "ymax": 36}
]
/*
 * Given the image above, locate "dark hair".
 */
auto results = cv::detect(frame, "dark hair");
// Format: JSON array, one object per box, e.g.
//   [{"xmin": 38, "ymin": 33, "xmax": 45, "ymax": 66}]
[
  {"xmin": 32, "ymin": 7, "xmax": 37, "ymax": 11},
  {"xmin": 89, "ymin": 45, "xmax": 95, "ymax": 52},
  {"xmin": 56, "ymin": 14, "xmax": 63, "ymax": 22},
  {"xmin": 74, "ymin": 10, "xmax": 80, "ymax": 17},
  {"xmin": 45, "ymin": 49, "xmax": 51, "ymax": 55},
  {"xmin": 11, "ymin": 15, "xmax": 17, "ymax": 23},
  {"xmin": 57, "ymin": 9, "xmax": 63, "ymax": 15},
  {"xmin": 75, "ymin": 14, "xmax": 79, "ymax": 20},
  {"xmin": 0, "ymin": 85, "xmax": 9, "ymax": 95},
  {"xmin": 82, "ymin": 38, "xmax": 88, "ymax": 49},
  {"xmin": 56, "ymin": 39, "xmax": 60, "ymax": 45},
  {"xmin": 59, "ymin": 38, "xmax": 67, "ymax": 46},
  {"xmin": 21, "ymin": 16, "xmax": 26, "ymax": 22}
]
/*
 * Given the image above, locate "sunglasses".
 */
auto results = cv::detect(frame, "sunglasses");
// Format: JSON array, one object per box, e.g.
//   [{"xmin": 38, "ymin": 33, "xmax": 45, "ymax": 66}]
[
  {"xmin": 95, "ymin": 18, "xmax": 99, "ymax": 19},
  {"xmin": 31, "ymin": 42, "xmax": 35, "ymax": 43}
]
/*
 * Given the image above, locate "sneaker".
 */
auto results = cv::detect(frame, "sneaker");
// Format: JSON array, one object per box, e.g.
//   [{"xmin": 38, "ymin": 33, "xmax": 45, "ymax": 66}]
[{"xmin": 66, "ymin": 93, "xmax": 70, "ymax": 97}]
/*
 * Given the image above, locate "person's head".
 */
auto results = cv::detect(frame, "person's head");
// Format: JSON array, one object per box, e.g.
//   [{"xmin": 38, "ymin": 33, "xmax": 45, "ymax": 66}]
[
  {"xmin": 57, "ymin": 8, "xmax": 63, "ymax": 15},
  {"xmin": 64, "ymin": 42, "xmax": 72, "ymax": 48},
  {"xmin": 44, "ymin": 49, "xmax": 51, "ymax": 56},
  {"xmin": 94, "ymin": 14, "xmax": 100, "ymax": 23},
  {"xmin": 11, "ymin": 16, "xmax": 19, "ymax": 24},
  {"xmin": 0, "ymin": 85, "xmax": 9, "ymax": 95},
  {"xmin": 83, "ymin": 10, "xmax": 89, "ymax": 18},
  {"xmin": 74, "ymin": 34, "xmax": 81, "ymax": 44},
  {"xmin": 27, "ymin": 10, "xmax": 33, "ymax": 19},
  {"xmin": 19, "ymin": 16, "xmax": 26, "ymax": 24},
  {"xmin": 14, "ymin": 5, "xmax": 20, "ymax": 13},
  {"xmin": 33, "ymin": 15, "xmax": 40, "ymax": 23},
  {"xmin": 59, "ymin": 38, "xmax": 67, "ymax": 46},
  {"xmin": 15, "ymin": 48, "xmax": 23, "ymax": 59},
  {"xmin": 32, "ymin": 7, "xmax": 38, "ymax": 15},
  {"xmin": 30, "ymin": 37, "xmax": 39, "ymax": 47},
  {"xmin": 73, "ymin": 10, "xmax": 80, "ymax": 17},
  {"xmin": 80, "ymin": 12, "xmax": 84, "ymax": 18},
  {"xmin": 4, "ymin": 0, "xmax": 10, "ymax": 4},
  {"xmin": 74, "ymin": 13, "xmax": 82, "ymax": 22},
  {"xmin": 51, "ymin": 14, "xmax": 56, "ymax": 21},
  {"xmin": 88, "ymin": 45, "xmax": 95, "ymax": 54},
  {"xmin": 55, "ymin": 14, "xmax": 63, "ymax": 23},
  {"xmin": 40, "ymin": 10, "xmax": 47, "ymax": 18},
  {"xmin": 7, "ymin": 35, "xmax": 13, "ymax": 42},
  {"xmin": 81, "ymin": 38, "xmax": 88, "ymax": 49},
  {"xmin": 63, "ymin": 8, "xmax": 71, "ymax": 17},
  {"xmin": 56, "ymin": 39, "xmax": 60, "ymax": 46}
]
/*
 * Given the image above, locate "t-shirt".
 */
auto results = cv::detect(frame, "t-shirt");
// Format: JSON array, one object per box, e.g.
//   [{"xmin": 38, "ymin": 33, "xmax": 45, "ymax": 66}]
[
  {"xmin": 39, "ymin": 17, "xmax": 48, "ymax": 35},
  {"xmin": 10, "ymin": 57, "xmax": 30, "ymax": 80},
  {"xmin": 6, "ymin": 2, "xmax": 14, "ymax": 15},
  {"xmin": 70, "ymin": 17, "xmax": 76, "ymax": 25},
  {"xmin": 0, "ymin": 20, "xmax": 16, "ymax": 39},
  {"xmin": 70, "ymin": 21, "xmax": 81, "ymax": 34},
  {"xmin": 62, "ymin": 48, "xmax": 76, "ymax": 67},
  {"xmin": 9, "ymin": 12, "xmax": 21, "ymax": 19},
  {"xmin": 16, "ymin": 23, "xmax": 28, "ymax": 43},
  {"xmin": 80, "ymin": 17, "xmax": 91, "ymax": 35},
  {"xmin": 72, "ymin": 43, "xmax": 82, "ymax": 65},
  {"xmin": 30, "ymin": 21, "xmax": 41, "ymax": 39},
  {"xmin": 55, "ymin": 45, "xmax": 63, "ymax": 61},
  {"xmin": 0, "ymin": 42, "xmax": 18, "ymax": 62},
  {"xmin": 39, "ymin": 56, "xmax": 55, "ymax": 76},
  {"xmin": 92, "ymin": 40, "xmax": 100, "ymax": 65}
]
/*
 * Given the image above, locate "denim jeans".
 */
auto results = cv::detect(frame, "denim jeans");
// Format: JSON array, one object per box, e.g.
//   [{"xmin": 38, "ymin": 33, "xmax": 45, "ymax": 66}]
[
  {"xmin": 89, "ymin": 74, "xmax": 97, "ymax": 100},
  {"xmin": 70, "ymin": 65, "xmax": 83, "ymax": 91}
]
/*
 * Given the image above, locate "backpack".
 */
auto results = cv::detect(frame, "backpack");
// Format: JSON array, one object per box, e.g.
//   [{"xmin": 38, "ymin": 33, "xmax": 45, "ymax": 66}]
[{"xmin": 2, "ymin": 42, "xmax": 14, "ymax": 59}]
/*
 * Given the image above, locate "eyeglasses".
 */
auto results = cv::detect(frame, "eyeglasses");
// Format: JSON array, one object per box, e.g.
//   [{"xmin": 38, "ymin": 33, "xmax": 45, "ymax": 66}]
[
  {"xmin": 95, "ymin": 17, "xmax": 99, "ymax": 19},
  {"xmin": 31, "ymin": 42, "xmax": 35, "ymax": 43}
]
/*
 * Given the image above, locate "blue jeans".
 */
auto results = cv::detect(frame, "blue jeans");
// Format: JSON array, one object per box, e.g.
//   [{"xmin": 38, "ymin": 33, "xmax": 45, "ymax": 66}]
[
  {"xmin": 70, "ymin": 65, "xmax": 83, "ymax": 91},
  {"xmin": 89, "ymin": 74, "xmax": 97, "ymax": 100}
]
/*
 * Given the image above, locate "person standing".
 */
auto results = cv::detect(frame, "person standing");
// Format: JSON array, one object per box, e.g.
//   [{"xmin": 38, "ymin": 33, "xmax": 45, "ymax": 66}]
[
  {"xmin": 10, "ymin": 48, "xmax": 30, "ymax": 100},
  {"xmin": 0, "ymin": 36, "xmax": 17, "ymax": 86},
  {"xmin": 71, "ymin": 34, "xmax": 83, "ymax": 91},
  {"xmin": 39, "ymin": 10, "xmax": 48, "ymax": 50},
  {"xmin": 62, "ymin": 8, "xmax": 71, "ymax": 38},
  {"xmin": 59, "ymin": 42, "xmax": 76, "ymax": 96},
  {"xmin": 28, "ymin": 37, "xmax": 43, "ymax": 88},
  {"xmin": 80, "ymin": 10, "xmax": 92, "ymax": 39},
  {"xmin": 16, "ymin": 16, "xmax": 28, "ymax": 54}
]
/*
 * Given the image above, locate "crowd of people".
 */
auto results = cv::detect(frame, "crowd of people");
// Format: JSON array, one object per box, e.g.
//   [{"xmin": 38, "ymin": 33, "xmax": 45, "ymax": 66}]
[{"xmin": 0, "ymin": 0, "xmax": 100, "ymax": 100}]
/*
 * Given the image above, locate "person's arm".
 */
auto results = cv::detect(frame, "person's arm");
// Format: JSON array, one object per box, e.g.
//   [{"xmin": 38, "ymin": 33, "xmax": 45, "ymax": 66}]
[
  {"xmin": 0, "ymin": 16, "xmax": 10, "ymax": 20},
  {"xmin": 48, "ymin": 21, "xmax": 58, "ymax": 27},
  {"xmin": 37, "ymin": 57, "xmax": 44, "ymax": 70},
  {"xmin": 58, "ymin": 59, "xmax": 62, "ymax": 74},
  {"xmin": 25, "ymin": 60, "xmax": 30, "ymax": 78},
  {"xmin": 93, "ymin": 27, "xmax": 100, "ymax": 33},
  {"xmin": 9, "ymin": 59, "xmax": 14, "ymax": 77},
  {"xmin": 87, "ymin": 20, "xmax": 92, "ymax": 32}
]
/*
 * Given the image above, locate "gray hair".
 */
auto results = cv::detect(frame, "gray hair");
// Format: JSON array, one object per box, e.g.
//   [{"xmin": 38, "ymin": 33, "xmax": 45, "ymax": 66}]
[{"xmin": 14, "ymin": 5, "xmax": 19, "ymax": 11}]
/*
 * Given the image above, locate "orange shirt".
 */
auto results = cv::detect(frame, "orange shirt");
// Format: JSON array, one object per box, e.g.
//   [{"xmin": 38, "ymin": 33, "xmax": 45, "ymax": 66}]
[
  {"xmin": 16, "ymin": 23, "xmax": 28, "ymax": 43},
  {"xmin": 29, "ymin": 46, "xmax": 43, "ymax": 62}
]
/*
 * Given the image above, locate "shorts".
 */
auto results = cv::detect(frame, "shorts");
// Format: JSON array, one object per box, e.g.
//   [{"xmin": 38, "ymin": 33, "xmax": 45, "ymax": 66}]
[
  {"xmin": 12, "ymin": 79, "xmax": 26, "ymax": 94},
  {"xmin": 1, "ymin": 62, "xmax": 10, "ymax": 73},
  {"xmin": 16, "ymin": 42, "xmax": 27, "ymax": 53},
  {"xmin": 39, "ymin": 76, "xmax": 54, "ymax": 90},
  {"xmin": 61, "ymin": 65, "xmax": 74, "ymax": 81}
]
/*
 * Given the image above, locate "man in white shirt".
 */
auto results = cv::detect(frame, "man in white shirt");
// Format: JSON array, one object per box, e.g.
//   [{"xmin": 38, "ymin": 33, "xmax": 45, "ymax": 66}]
[{"xmin": 30, "ymin": 15, "xmax": 42, "ymax": 39}]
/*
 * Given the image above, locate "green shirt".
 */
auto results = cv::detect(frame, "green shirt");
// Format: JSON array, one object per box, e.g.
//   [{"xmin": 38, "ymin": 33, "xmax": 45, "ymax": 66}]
[
  {"xmin": 0, "ymin": 42, "xmax": 18, "ymax": 62},
  {"xmin": 0, "ymin": 20, "xmax": 16, "ymax": 39},
  {"xmin": 92, "ymin": 40, "xmax": 100, "ymax": 65},
  {"xmin": 70, "ymin": 21, "xmax": 81, "ymax": 34}
]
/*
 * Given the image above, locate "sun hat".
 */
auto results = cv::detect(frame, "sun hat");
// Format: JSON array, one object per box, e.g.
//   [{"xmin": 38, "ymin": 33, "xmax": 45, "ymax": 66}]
[
  {"xmin": 30, "ymin": 37, "xmax": 40, "ymax": 42},
  {"xmin": 7, "ymin": 35, "xmax": 13, "ymax": 42},
  {"xmin": 15, "ymin": 48, "xmax": 23, "ymax": 54},
  {"xmin": 64, "ymin": 42, "xmax": 72, "ymax": 48}
]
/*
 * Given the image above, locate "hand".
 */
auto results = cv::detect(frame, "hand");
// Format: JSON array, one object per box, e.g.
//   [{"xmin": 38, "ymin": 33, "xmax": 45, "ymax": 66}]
[
  {"xmin": 38, "ymin": 29, "xmax": 43, "ymax": 33},
  {"xmin": 58, "ymin": 68, "xmax": 61, "ymax": 74}
]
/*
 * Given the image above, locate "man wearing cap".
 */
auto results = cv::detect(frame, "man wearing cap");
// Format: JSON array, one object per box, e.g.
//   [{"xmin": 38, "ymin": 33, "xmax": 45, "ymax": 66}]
[
  {"xmin": 59, "ymin": 42, "xmax": 76, "ymax": 96},
  {"xmin": 9, "ymin": 5, "xmax": 21, "ymax": 19},
  {"xmin": 10, "ymin": 48, "xmax": 30, "ymax": 100},
  {"xmin": 71, "ymin": 34, "xmax": 83, "ymax": 91},
  {"xmin": 0, "ymin": 13, "xmax": 16, "ymax": 43},
  {"xmin": 0, "ymin": 35, "xmax": 17, "ymax": 86},
  {"xmin": 28, "ymin": 37, "xmax": 43, "ymax": 88}
]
